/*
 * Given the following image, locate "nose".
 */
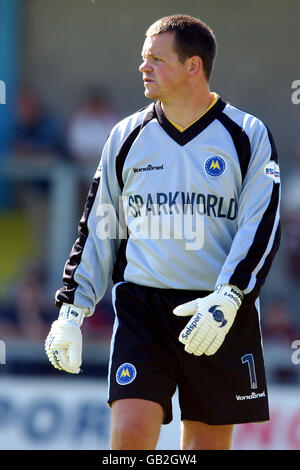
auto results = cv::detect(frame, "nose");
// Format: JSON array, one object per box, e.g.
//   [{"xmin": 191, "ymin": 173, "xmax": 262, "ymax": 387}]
[{"xmin": 139, "ymin": 59, "xmax": 152, "ymax": 73}]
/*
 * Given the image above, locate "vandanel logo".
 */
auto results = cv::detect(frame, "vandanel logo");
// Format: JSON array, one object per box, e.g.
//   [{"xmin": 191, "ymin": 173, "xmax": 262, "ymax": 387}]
[
  {"xmin": 205, "ymin": 156, "xmax": 226, "ymax": 177},
  {"xmin": 133, "ymin": 164, "xmax": 164, "ymax": 173},
  {"xmin": 116, "ymin": 362, "xmax": 137, "ymax": 385},
  {"xmin": 236, "ymin": 391, "xmax": 266, "ymax": 401}
]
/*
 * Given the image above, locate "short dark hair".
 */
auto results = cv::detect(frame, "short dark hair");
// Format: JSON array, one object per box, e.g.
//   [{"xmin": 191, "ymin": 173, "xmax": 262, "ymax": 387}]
[{"xmin": 146, "ymin": 14, "xmax": 217, "ymax": 81}]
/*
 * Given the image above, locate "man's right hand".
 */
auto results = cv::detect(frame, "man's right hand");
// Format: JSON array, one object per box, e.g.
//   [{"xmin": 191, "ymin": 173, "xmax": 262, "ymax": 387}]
[{"xmin": 45, "ymin": 304, "xmax": 87, "ymax": 374}]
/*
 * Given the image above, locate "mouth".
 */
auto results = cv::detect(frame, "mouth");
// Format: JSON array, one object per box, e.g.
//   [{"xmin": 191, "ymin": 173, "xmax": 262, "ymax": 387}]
[{"xmin": 143, "ymin": 77, "xmax": 155, "ymax": 84}]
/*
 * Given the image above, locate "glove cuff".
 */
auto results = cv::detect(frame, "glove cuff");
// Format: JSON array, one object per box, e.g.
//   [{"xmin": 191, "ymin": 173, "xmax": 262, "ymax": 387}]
[
  {"xmin": 58, "ymin": 303, "xmax": 88, "ymax": 327},
  {"xmin": 215, "ymin": 284, "xmax": 243, "ymax": 310}
]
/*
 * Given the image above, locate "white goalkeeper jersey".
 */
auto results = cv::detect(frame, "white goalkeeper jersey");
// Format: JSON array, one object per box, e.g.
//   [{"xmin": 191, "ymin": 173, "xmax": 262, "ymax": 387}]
[{"xmin": 56, "ymin": 94, "xmax": 281, "ymax": 314}]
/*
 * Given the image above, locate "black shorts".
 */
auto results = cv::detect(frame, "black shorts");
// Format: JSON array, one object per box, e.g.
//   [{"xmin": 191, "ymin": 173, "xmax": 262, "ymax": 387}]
[{"xmin": 107, "ymin": 281, "xmax": 269, "ymax": 425}]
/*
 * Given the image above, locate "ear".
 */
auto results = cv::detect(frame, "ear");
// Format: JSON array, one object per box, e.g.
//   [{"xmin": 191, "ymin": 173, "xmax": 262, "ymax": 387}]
[{"xmin": 187, "ymin": 56, "xmax": 202, "ymax": 76}]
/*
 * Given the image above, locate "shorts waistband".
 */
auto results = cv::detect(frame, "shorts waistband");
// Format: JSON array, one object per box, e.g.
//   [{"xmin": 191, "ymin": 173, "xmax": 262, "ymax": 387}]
[{"xmin": 115, "ymin": 281, "xmax": 213, "ymax": 298}]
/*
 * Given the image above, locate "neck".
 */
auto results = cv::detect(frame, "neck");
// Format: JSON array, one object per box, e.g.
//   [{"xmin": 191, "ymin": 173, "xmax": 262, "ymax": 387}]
[{"xmin": 161, "ymin": 82, "xmax": 213, "ymax": 128}]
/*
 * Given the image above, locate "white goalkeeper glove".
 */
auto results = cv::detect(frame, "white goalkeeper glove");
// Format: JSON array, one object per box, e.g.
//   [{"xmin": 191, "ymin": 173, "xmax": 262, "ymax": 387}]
[
  {"xmin": 45, "ymin": 303, "xmax": 88, "ymax": 374},
  {"xmin": 173, "ymin": 285, "xmax": 243, "ymax": 356}
]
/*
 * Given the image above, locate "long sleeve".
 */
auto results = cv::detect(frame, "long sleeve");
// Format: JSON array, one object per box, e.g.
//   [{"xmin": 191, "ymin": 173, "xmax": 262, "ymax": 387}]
[
  {"xmin": 216, "ymin": 120, "xmax": 281, "ymax": 303},
  {"xmin": 55, "ymin": 134, "xmax": 124, "ymax": 315}
]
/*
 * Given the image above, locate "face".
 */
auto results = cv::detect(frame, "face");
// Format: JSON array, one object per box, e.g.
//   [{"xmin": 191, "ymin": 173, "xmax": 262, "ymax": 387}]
[{"xmin": 139, "ymin": 32, "xmax": 189, "ymax": 103}]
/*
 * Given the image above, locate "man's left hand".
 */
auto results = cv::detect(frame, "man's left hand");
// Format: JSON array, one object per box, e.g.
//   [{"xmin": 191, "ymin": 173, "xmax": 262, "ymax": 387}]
[{"xmin": 173, "ymin": 285, "xmax": 243, "ymax": 356}]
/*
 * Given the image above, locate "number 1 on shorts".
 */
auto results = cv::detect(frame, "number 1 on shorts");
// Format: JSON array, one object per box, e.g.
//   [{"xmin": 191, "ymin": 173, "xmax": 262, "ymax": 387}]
[{"xmin": 241, "ymin": 353, "xmax": 257, "ymax": 389}]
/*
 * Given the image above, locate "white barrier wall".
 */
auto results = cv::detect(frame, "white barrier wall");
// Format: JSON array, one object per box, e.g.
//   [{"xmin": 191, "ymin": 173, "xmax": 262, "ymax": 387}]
[
  {"xmin": 0, "ymin": 377, "xmax": 299, "ymax": 450},
  {"xmin": 0, "ymin": 377, "xmax": 110, "ymax": 450}
]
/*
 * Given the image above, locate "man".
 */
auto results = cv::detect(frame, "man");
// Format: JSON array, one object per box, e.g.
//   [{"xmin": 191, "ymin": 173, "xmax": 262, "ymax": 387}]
[{"xmin": 45, "ymin": 15, "xmax": 281, "ymax": 450}]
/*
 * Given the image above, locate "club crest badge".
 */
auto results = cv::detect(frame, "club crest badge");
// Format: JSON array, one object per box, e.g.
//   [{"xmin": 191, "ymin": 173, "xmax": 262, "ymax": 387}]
[
  {"xmin": 116, "ymin": 363, "xmax": 137, "ymax": 385},
  {"xmin": 205, "ymin": 156, "xmax": 226, "ymax": 177}
]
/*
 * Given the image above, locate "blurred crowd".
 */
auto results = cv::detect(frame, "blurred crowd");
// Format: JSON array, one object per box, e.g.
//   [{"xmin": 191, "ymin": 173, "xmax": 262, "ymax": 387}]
[
  {"xmin": 0, "ymin": 87, "xmax": 300, "ymax": 383},
  {"xmin": 12, "ymin": 85, "xmax": 120, "ymax": 162}
]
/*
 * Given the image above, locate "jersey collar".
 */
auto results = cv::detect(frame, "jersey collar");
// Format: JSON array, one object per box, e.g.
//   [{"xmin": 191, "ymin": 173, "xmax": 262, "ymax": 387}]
[{"xmin": 154, "ymin": 97, "xmax": 227, "ymax": 146}]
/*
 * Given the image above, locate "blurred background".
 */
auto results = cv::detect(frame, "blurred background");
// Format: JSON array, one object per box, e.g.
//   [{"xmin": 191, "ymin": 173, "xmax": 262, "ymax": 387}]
[{"xmin": 0, "ymin": 0, "xmax": 299, "ymax": 450}]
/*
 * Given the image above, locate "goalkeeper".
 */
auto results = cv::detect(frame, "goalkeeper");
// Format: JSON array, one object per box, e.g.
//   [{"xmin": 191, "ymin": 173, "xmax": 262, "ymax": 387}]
[{"xmin": 45, "ymin": 14, "xmax": 281, "ymax": 450}]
